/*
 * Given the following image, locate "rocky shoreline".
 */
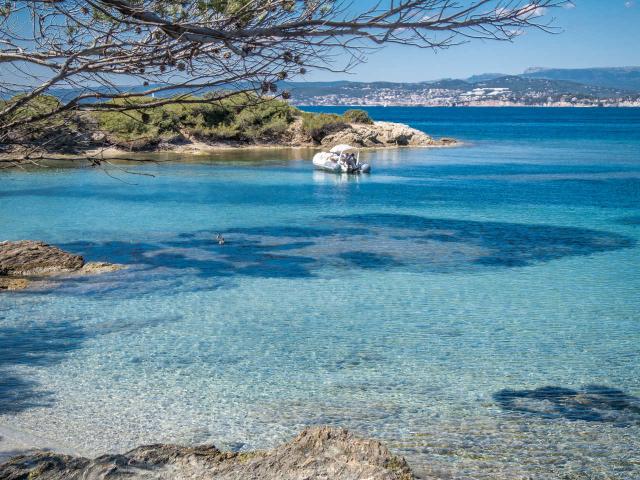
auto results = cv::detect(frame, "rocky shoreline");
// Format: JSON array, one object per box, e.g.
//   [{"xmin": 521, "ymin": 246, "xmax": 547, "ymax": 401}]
[
  {"xmin": 0, "ymin": 240, "xmax": 123, "ymax": 291},
  {"xmin": 84, "ymin": 120, "xmax": 456, "ymax": 158},
  {"xmin": 134, "ymin": 120, "xmax": 453, "ymax": 153},
  {"xmin": 318, "ymin": 121, "xmax": 455, "ymax": 149},
  {"xmin": 1, "ymin": 120, "xmax": 456, "ymax": 163},
  {"xmin": 0, "ymin": 427, "xmax": 413, "ymax": 480}
]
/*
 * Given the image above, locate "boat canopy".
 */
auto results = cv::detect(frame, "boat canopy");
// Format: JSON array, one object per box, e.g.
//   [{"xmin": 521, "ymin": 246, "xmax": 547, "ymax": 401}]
[{"xmin": 329, "ymin": 144, "xmax": 357, "ymax": 154}]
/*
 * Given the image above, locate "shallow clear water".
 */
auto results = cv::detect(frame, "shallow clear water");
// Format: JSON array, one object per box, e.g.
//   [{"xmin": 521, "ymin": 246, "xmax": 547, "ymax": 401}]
[{"xmin": 1, "ymin": 107, "xmax": 640, "ymax": 479}]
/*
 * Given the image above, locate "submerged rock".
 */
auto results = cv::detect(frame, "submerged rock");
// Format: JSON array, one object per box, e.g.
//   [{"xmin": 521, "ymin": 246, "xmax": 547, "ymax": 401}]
[
  {"xmin": 0, "ymin": 427, "xmax": 414, "ymax": 480},
  {"xmin": 0, "ymin": 277, "xmax": 29, "ymax": 291},
  {"xmin": 79, "ymin": 261, "xmax": 126, "ymax": 275}
]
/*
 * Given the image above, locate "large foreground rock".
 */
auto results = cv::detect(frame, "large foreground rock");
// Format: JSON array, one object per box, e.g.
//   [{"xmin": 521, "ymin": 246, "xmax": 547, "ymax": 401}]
[
  {"xmin": 0, "ymin": 241, "xmax": 84, "ymax": 276},
  {"xmin": 0, "ymin": 427, "xmax": 414, "ymax": 480},
  {"xmin": 0, "ymin": 240, "xmax": 123, "ymax": 291}
]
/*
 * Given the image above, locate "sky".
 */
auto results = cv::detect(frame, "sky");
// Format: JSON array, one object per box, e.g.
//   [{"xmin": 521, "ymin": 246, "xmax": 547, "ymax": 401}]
[
  {"xmin": 2, "ymin": 0, "xmax": 639, "ymax": 88},
  {"xmin": 307, "ymin": 0, "xmax": 640, "ymax": 82}
]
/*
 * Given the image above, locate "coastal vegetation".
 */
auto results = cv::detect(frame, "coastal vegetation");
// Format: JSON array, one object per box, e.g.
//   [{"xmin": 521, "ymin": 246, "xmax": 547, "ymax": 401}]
[
  {"xmin": 0, "ymin": 95, "xmax": 83, "ymax": 152},
  {"xmin": 342, "ymin": 109, "xmax": 375, "ymax": 125},
  {"xmin": 1, "ymin": 94, "xmax": 376, "ymax": 152},
  {"xmin": 95, "ymin": 94, "xmax": 298, "ymax": 144},
  {"xmin": 300, "ymin": 112, "xmax": 349, "ymax": 143}
]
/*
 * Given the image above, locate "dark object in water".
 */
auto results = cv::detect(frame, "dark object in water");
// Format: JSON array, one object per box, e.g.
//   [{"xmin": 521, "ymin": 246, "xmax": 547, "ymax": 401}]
[{"xmin": 493, "ymin": 385, "xmax": 640, "ymax": 424}]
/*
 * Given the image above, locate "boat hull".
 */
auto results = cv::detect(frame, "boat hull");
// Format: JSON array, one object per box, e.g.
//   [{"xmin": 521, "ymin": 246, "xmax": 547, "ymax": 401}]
[
  {"xmin": 312, "ymin": 152, "xmax": 370, "ymax": 174},
  {"xmin": 312, "ymin": 152, "xmax": 342, "ymax": 173}
]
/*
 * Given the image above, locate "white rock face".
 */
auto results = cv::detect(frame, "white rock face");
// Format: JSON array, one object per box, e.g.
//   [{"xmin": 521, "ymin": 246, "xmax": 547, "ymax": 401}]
[{"xmin": 321, "ymin": 121, "xmax": 450, "ymax": 148}]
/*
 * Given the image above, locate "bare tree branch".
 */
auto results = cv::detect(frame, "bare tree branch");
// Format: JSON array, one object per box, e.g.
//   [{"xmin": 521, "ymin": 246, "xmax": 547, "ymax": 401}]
[{"xmin": 1, "ymin": 0, "xmax": 568, "ymax": 149}]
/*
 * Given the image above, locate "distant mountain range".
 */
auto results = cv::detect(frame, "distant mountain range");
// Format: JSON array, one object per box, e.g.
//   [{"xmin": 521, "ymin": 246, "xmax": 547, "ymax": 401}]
[
  {"xmin": 7, "ymin": 67, "xmax": 640, "ymax": 107},
  {"xmin": 522, "ymin": 66, "xmax": 640, "ymax": 92},
  {"xmin": 285, "ymin": 67, "xmax": 640, "ymax": 107},
  {"xmin": 464, "ymin": 67, "xmax": 640, "ymax": 91}
]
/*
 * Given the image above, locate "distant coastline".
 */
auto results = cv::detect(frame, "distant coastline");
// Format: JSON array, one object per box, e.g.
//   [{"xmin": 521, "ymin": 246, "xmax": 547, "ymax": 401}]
[
  {"xmin": 285, "ymin": 69, "xmax": 640, "ymax": 108},
  {"xmin": 295, "ymin": 102, "xmax": 640, "ymax": 108}
]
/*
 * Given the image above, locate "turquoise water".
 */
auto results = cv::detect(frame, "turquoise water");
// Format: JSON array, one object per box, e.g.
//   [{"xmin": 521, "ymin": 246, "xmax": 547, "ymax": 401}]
[{"xmin": 1, "ymin": 108, "xmax": 640, "ymax": 479}]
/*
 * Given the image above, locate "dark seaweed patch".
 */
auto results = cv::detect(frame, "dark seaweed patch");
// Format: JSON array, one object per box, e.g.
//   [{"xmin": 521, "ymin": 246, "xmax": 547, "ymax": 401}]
[{"xmin": 494, "ymin": 385, "xmax": 640, "ymax": 424}]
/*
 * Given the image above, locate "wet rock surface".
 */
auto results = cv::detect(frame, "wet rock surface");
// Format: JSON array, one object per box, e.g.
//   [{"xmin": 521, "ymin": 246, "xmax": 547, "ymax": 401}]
[
  {"xmin": 0, "ymin": 427, "xmax": 414, "ymax": 480},
  {"xmin": 0, "ymin": 277, "xmax": 30, "ymax": 291},
  {"xmin": 79, "ymin": 262, "xmax": 126, "ymax": 275}
]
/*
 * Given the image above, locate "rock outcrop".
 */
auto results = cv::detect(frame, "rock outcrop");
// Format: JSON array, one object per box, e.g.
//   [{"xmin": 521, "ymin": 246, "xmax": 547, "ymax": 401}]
[
  {"xmin": 320, "ymin": 121, "xmax": 456, "ymax": 149},
  {"xmin": 0, "ymin": 240, "xmax": 123, "ymax": 291},
  {"xmin": 83, "ymin": 120, "xmax": 456, "ymax": 156},
  {"xmin": 0, "ymin": 427, "xmax": 414, "ymax": 480},
  {"xmin": 0, "ymin": 240, "xmax": 84, "ymax": 276}
]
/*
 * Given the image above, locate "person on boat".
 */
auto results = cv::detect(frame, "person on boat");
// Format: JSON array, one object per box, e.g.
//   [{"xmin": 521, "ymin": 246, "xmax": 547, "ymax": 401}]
[
  {"xmin": 344, "ymin": 153, "xmax": 358, "ymax": 172},
  {"xmin": 336, "ymin": 153, "xmax": 348, "ymax": 169}
]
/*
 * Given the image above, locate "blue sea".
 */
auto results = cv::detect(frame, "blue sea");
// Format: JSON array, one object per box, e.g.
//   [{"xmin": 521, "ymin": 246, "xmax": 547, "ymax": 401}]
[{"xmin": 1, "ymin": 107, "xmax": 639, "ymax": 479}]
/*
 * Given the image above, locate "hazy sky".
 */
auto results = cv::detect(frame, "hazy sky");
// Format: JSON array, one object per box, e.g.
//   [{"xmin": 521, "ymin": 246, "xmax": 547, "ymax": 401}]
[{"xmin": 307, "ymin": 0, "xmax": 640, "ymax": 82}]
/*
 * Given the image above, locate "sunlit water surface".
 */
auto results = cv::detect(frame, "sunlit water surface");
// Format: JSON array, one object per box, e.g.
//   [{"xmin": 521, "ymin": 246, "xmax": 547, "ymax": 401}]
[{"xmin": 1, "ymin": 108, "xmax": 640, "ymax": 479}]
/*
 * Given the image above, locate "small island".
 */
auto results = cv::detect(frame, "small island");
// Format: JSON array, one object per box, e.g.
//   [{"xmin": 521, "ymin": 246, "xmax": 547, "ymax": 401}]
[{"xmin": 0, "ymin": 94, "xmax": 455, "ymax": 163}]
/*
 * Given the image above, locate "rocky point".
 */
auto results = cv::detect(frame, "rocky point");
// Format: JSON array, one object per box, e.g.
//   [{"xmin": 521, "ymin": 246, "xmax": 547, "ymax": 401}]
[{"xmin": 0, "ymin": 427, "xmax": 413, "ymax": 480}]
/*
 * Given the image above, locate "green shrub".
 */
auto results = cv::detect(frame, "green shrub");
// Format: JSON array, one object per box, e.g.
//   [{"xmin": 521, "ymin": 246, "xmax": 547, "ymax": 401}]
[
  {"xmin": 95, "ymin": 98, "xmax": 161, "ymax": 140},
  {"xmin": 342, "ymin": 109, "xmax": 373, "ymax": 124},
  {"xmin": 5, "ymin": 92, "xmax": 379, "ymax": 149},
  {"xmin": 3, "ymin": 94, "xmax": 61, "ymax": 122},
  {"xmin": 2, "ymin": 95, "xmax": 76, "ymax": 133},
  {"xmin": 189, "ymin": 123, "xmax": 240, "ymax": 141},
  {"xmin": 1, "ymin": 94, "xmax": 82, "ymax": 149},
  {"xmin": 256, "ymin": 116, "xmax": 290, "ymax": 139},
  {"xmin": 193, "ymin": 103, "xmax": 231, "ymax": 128},
  {"xmin": 301, "ymin": 112, "xmax": 348, "ymax": 142},
  {"xmin": 94, "ymin": 94, "xmax": 298, "ymax": 143},
  {"xmin": 97, "ymin": 110, "xmax": 158, "ymax": 140},
  {"xmin": 233, "ymin": 99, "xmax": 295, "ymax": 141}
]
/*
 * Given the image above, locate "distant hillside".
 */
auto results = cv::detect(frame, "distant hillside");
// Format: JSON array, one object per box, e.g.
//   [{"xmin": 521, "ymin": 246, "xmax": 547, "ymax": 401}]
[
  {"xmin": 286, "ymin": 75, "xmax": 640, "ymax": 107},
  {"xmin": 282, "ymin": 80, "xmax": 432, "ymax": 97},
  {"xmin": 472, "ymin": 76, "xmax": 632, "ymax": 97},
  {"xmin": 7, "ymin": 67, "xmax": 640, "ymax": 107},
  {"xmin": 522, "ymin": 67, "xmax": 640, "ymax": 92},
  {"xmin": 465, "ymin": 73, "xmax": 507, "ymax": 83},
  {"xmin": 426, "ymin": 79, "xmax": 472, "ymax": 90}
]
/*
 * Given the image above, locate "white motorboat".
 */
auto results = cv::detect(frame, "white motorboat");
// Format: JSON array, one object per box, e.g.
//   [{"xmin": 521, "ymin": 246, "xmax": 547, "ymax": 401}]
[{"xmin": 312, "ymin": 144, "xmax": 371, "ymax": 174}]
